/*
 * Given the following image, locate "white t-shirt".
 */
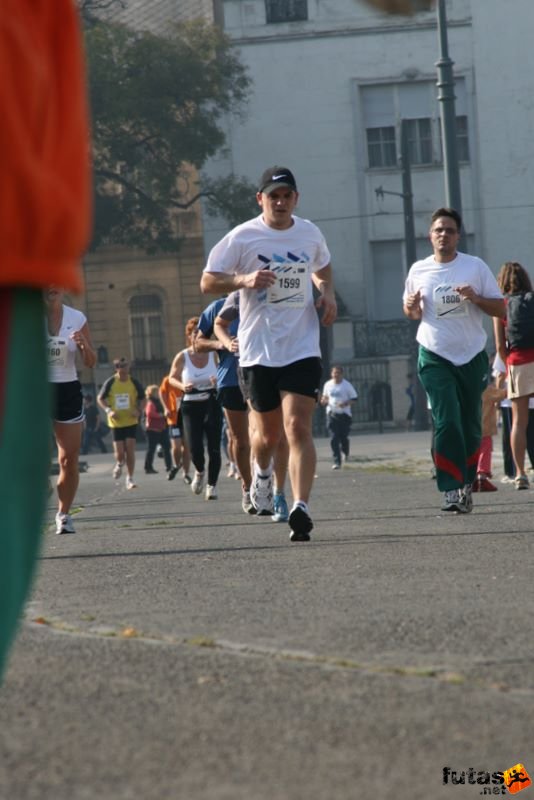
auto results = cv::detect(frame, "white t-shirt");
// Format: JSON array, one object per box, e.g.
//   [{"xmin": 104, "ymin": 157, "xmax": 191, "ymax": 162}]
[
  {"xmin": 322, "ymin": 378, "xmax": 358, "ymax": 417},
  {"xmin": 403, "ymin": 252, "xmax": 502, "ymax": 366},
  {"xmin": 204, "ymin": 214, "xmax": 331, "ymax": 367},
  {"xmin": 47, "ymin": 305, "xmax": 86, "ymax": 383}
]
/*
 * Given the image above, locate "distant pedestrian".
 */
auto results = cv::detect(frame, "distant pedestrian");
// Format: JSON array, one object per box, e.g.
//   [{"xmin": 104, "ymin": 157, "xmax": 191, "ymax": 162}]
[
  {"xmin": 320, "ymin": 366, "xmax": 358, "ymax": 469},
  {"xmin": 159, "ymin": 375, "xmax": 191, "ymax": 483},
  {"xmin": 98, "ymin": 357, "xmax": 144, "ymax": 490},
  {"xmin": 143, "ymin": 385, "xmax": 172, "ymax": 475},
  {"xmin": 81, "ymin": 394, "xmax": 107, "ymax": 455}
]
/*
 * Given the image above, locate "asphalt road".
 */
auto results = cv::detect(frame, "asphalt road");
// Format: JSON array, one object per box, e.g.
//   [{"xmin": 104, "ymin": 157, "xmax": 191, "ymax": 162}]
[{"xmin": 1, "ymin": 431, "xmax": 533, "ymax": 800}]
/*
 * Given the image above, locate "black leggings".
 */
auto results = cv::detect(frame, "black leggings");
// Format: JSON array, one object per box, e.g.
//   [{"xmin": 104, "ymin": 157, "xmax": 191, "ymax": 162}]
[{"xmin": 181, "ymin": 396, "xmax": 223, "ymax": 486}]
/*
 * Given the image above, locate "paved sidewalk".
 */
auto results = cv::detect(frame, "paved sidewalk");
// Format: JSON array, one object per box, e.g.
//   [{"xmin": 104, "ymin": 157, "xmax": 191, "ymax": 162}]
[{"xmin": 1, "ymin": 431, "xmax": 532, "ymax": 800}]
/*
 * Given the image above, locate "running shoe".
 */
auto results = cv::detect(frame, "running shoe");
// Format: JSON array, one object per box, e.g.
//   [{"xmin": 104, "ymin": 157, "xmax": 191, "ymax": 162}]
[
  {"xmin": 250, "ymin": 472, "xmax": 274, "ymax": 516},
  {"xmin": 271, "ymin": 492, "xmax": 289, "ymax": 523},
  {"xmin": 191, "ymin": 472, "xmax": 204, "ymax": 495},
  {"xmin": 205, "ymin": 485, "xmax": 218, "ymax": 500},
  {"xmin": 460, "ymin": 483, "xmax": 473, "ymax": 512},
  {"xmin": 112, "ymin": 462, "xmax": 123, "ymax": 479},
  {"xmin": 514, "ymin": 474, "xmax": 530, "ymax": 490},
  {"xmin": 242, "ymin": 490, "xmax": 257, "ymax": 515},
  {"xmin": 441, "ymin": 488, "xmax": 470, "ymax": 513},
  {"xmin": 332, "ymin": 463, "xmax": 340, "ymax": 470},
  {"xmin": 167, "ymin": 466, "xmax": 179, "ymax": 481},
  {"xmin": 289, "ymin": 502, "xmax": 313, "ymax": 542},
  {"xmin": 183, "ymin": 472, "xmax": 192, "ymax": 485},
  {"xmin": 126, "ymin": 476, "xmax": 137, "ymax": 490},
  {"xmin": 55, "ymin": 511, "xmax": 75, "ymax": 535}
]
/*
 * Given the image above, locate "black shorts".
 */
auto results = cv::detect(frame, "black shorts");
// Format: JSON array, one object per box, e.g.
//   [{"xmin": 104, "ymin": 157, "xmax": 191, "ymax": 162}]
[
  {"xmin": 240, "ymin": 357, "xmax": 322, "ymax": 413},
  {"xmin": 218, "ymin": 385, "xmax": 247, "ymax": 412},
  {"xmin": 52, "ymin": 380, "xmax": 84, "ymax": 423},
  {"xmin": 112, "ymin": 424, "xmax": 138, "ymax": 442}
]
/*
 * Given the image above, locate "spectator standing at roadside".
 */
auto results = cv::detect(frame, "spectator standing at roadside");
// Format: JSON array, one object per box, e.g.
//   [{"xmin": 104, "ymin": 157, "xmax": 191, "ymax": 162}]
[
  {"xmin": 320, "ymin": 366, "xmax": 358, "ymax": 470},
  {"xmin": 403, "ymin": 207, "xmax": 504, "ymax": 513},
  {"xmin": 493, "ymin": 261, "xmax": 534, "ymax": 489}
]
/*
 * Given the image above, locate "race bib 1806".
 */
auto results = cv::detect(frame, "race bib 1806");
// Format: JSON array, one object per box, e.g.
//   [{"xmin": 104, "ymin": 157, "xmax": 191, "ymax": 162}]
[
  {"xmin": 433, "ymin": 284, "xmax": 468, "ymax": 318},
  {"xmin": 266, "ymin": 263, "xmax": 309, "ymax": 307}
]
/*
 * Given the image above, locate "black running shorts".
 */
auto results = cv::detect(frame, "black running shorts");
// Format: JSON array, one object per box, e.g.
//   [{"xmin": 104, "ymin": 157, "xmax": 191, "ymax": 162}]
[
  {"xmin": 217, "ymin": 385, "xmax": 247, "ymax": 412},
  {"xmin": 52, "ymin": 380, "xmax": 84, "ymax": 423},
  {"xmin": 240, "ymin": 357, "xmax": 322, "ymax": 413}
]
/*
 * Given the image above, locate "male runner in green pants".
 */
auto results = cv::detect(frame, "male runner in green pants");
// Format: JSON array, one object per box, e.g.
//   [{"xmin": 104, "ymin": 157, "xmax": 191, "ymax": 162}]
[{"xmin": 403, "ymin": 208, "xmax": 504, "ymax": 513}]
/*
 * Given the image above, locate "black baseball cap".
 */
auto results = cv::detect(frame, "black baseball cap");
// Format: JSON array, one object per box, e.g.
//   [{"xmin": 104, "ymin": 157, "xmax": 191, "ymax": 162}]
[{"xmin": 258, "ymin": 166, "xmax": 297, "ymax": 194}]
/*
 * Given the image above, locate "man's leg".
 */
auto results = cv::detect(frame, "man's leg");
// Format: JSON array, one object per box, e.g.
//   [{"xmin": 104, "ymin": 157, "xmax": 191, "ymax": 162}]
[
  {"xmin": 418, "ymin": 348, "xmax": 467, "ymax": 492},
  {"xmin": 281, "ymin": 391, "xmax": 317, "ymax": 505},
  {"xmin": 124, "ymin": 436, "xmax": 137, "ymax": 483},
  {"xmin": 224, "ymin": 408, "xmax": 251, "ymax": 489},
  {"xmin": 328, "ymin": 415, "xmax": 342, "ymax": 466},
  {"xmin": 0, "ymin": 289, "xmax": 50, "ymax": 679},
  {"xmin": 456, "ymin": 350, "xmax": 488, "ymax": 485}
]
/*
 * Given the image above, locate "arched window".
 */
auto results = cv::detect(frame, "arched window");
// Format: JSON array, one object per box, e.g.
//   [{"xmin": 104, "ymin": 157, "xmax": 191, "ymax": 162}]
[{"xmin": 129, "ymin": 294, "xmax": 165, "ymax": 361}]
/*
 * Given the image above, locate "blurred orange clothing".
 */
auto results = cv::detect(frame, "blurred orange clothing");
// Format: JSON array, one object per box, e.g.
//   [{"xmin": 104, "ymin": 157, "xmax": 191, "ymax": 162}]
[
  {"xmin": 159, "ymin": 376, "xmax": 184, "ymax": 426},
  {"xmin": 0, "ymin": 0, "xmax": 92, "ymax": 292}
]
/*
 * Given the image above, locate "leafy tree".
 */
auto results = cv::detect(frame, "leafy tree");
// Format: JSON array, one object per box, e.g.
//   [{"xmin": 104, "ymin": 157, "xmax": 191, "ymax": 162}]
[{"xmin": 83, "ymin": 8, "xmax": 257, "ymax": 252}]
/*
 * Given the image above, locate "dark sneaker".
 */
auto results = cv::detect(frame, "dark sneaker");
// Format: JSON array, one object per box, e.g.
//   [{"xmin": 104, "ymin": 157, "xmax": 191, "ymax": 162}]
[
  {"xmin": 167, "ymin": 466, "xmax": 179, "ymax": 481},
  {"xmin": 441, "ymin": 488, "xmax": 470, "ymax": 513},
  {"xmin": 289, "ymin": 503, "xmax": 313, "ymax": 542}
]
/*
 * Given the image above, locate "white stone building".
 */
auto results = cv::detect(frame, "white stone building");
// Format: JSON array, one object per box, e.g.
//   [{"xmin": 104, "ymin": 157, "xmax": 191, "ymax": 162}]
[{"xmin": 199, "ymin": 0, "xmax": 534, "ymax": 424}]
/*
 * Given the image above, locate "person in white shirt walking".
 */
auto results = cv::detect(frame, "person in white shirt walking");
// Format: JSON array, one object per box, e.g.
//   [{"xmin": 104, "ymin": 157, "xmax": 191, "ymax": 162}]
[
  {"xmin": 320, "ymin": 366, "xmax": 358, "ymax": 469},
  {"xmin": 200, "ymin": 166, "xmax": 337, "ymax": 541}
]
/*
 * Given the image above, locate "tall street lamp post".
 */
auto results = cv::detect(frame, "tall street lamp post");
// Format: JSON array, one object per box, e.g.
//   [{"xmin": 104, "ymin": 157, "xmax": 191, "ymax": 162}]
[{"xmin": 435, "ymin": 0, "xmax": 463, "ymax": 222}]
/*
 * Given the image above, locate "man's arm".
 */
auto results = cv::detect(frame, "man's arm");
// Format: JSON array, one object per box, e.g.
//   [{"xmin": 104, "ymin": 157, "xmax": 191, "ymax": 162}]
[
  {"xmin": 195, "ymin": 330, "xmax": 225, "ymax": 354},
  {"xmin": 455, "ymin": 286, "xmax": 505, "ymax": 319},
  {"xmin": 200, "ymin": 269, "xmax": 276, "ymax": 295},
  {"xmin": 312, "ymin": 264, "xmax": 337, "ymax": 326},
  {"xmin": 403, "ymin": 290, "xmax": 422, "ymax": 320}
]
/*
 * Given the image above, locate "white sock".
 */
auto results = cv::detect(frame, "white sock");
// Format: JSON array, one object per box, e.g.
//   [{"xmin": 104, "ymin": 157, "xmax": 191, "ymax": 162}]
[
  {"xmin": 292, "ymin": 500, "xmax": 309, "ymax": 513},
  {"xmin": 254, "ymin": 461, "xmax": 272, "ymax": 480}
]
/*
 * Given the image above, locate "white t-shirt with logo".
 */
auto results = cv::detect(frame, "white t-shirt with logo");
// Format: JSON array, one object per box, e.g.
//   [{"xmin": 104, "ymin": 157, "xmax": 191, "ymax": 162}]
[
  {"xmin": 322, "ymin": 378, "xmax": 358, "ymax": 417},
  {"xmin": 403, "ymin": 252, "xmax": 502, "ymax": 366},
  {"xmin": 204, "ymin": 214, "xmax": 331, "ymax": 367},
  {"xmin": 47, "ymin": 304, "xmax": 86, "ymax": 383}
]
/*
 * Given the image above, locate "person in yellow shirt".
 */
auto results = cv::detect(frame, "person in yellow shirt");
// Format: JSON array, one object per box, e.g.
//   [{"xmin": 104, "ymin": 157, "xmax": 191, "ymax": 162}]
[{"xmin": 98, "ymin": 358, "xmax": 144, "ymax": 490}]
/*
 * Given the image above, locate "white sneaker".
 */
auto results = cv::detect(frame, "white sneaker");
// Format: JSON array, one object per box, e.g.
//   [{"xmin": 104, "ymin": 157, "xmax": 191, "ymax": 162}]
[
  {"xmin": 250, "ymin": 471, "xmax": 274, "ymax": 516},
  {"xmin": 205, "ymin": 485, "xmax": 218, "ymax": 500},
  {"xmin": 126, "ymin": 476, "xmax": 137, "ymax": 490},
  {"xmin": 55, "ymin": 511, "xmax": 75, "ymax": 534},
  {"xmin": 113, "ymin": 462, "xmax": 123, "ymax": 479},
  {"xmin": 191, "ymin": 472, "xmax": 204, "ymax": 495},
  {"xmin": 242, "ymin": 489, "xmax": 256, "ymax": 515}
]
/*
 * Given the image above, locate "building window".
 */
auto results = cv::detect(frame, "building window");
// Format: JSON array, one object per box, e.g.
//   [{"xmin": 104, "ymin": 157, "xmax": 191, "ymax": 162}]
[
  {"xmin": 405, "ymin": 117, "xmax": 433, "ymax": 165},
  {"xmin": 129, "ymin": 294, "xmax": 165, "ymax": 361},
  {"xmin": 367, "ymin": 127, "xmax": 397, "ymax": 168},
  {"xmin": 266, "ymin": 0, "xmax": 307, "ymax": 23},
  {"xmin": 362, "ymin": 81, "xmax": 470, "ymax": 170}
]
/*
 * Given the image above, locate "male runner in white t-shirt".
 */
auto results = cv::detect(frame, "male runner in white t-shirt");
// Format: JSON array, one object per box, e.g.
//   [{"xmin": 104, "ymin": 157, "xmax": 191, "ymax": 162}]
[
  {"xmin": 403, "ymin": 207, "xmax": 504, "ymax": 513},
  {"xmin": 200, "ymin": 166, "xmax": 337, "ymax": 541}
]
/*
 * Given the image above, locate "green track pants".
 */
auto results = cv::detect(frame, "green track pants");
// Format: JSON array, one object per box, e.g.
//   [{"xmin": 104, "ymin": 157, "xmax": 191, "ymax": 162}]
[
  {"xmin": 418, "ymin": 346, "xmax": 488, "ymax": 492},
  {"xmin": 0, "ymin": 289, "xmax": 50, "ymax": 679}
]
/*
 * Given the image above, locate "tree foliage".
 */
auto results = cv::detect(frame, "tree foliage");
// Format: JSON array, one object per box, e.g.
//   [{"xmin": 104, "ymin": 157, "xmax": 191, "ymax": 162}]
[{"xmin": 83, "ymin": 10, "xmax": 257, "ymax": 252}]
